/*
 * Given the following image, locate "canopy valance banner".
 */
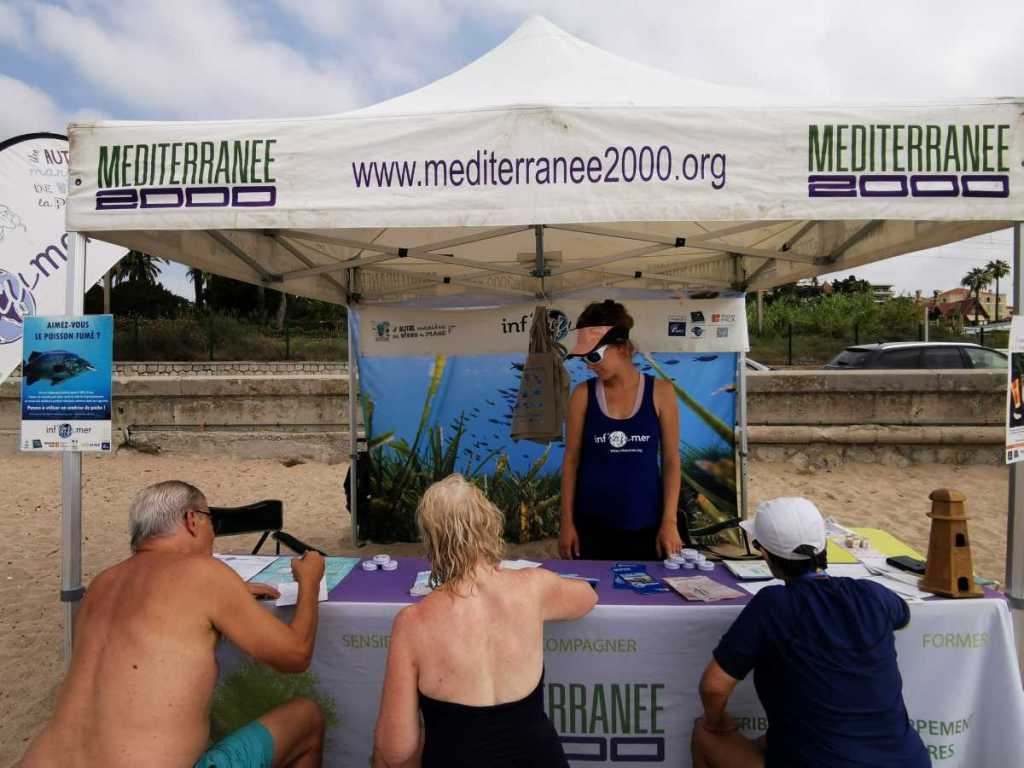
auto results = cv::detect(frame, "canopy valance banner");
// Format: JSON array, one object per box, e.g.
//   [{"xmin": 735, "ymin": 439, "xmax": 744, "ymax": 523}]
[
  {"xmin": 0, "ymin": 134, "xmax": 124, "ymax": 384},
  {"xmin": 66, "ymin": 103, "xmax": 1022, "ymax": 232},
  {"xmin": 358, "ymin": 297, "xmax": 749, "ymax": 358}
]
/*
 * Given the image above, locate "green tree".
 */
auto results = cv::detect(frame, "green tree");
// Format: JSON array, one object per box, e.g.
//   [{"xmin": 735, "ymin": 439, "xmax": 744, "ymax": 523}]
[
  {"xmin": 985, "ymin": 259, "xmax": 1010, "ymax": 322},
  {"xmin": 831, "ymin": 275, "xmax": 872, "ymax": 294},
  {"xmin": 113, "ymin": 250, "xmax": 167, "ymax": 286}
]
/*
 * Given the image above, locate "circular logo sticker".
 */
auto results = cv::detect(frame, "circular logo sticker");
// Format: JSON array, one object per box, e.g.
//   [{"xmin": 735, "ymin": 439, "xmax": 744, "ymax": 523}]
[
  {"xmin": 609, "ymin": 430, "xmax": 628, "ymax": 448},
  {"xmin": 547, "ymin": 309, "xmax": 570, "ymax": 342},
  {"xmin": 0, "ymin": 269, "xmax": 35, "ymax": 345},
  {"xmin": 58, "ymin": 423, "xmax": 73, "ymax": 439}
]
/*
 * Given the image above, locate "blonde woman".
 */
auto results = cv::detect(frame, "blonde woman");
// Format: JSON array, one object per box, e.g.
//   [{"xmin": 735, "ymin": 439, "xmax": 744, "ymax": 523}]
[{"xmin": 373, "ymin": 475, "xmax": 597, "ymax": 768}]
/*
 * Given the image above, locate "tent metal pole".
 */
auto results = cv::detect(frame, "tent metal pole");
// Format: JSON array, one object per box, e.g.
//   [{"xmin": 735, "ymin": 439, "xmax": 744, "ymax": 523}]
[
  {"xmin": 347, "ymin": 269, "xmax": 360, "ymax": 546},
  {"xmin": 737, "ymin": 345, "xmax": 749, "ymax": 521},
  {"xmin": 1006, "ymin": 222, "xmax": 1024, "ymax": 673},
  {"xmin": 61, "ymin": 232, "xmax": 87, "ymax": 663}
]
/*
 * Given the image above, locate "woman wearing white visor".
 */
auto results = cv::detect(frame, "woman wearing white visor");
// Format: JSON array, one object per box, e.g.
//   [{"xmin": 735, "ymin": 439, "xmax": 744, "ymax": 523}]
[
  {"xmin": 559, "ymin": 300, "xmax": 682, "ymax": 561},
  {"xmin": 691, "ymin": 497, "xmax": 929, "ymax": 768}
]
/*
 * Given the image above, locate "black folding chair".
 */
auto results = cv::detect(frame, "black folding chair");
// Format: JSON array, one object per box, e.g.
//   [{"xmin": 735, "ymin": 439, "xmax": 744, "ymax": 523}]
[{"xmin": 209, "ymin": 499, "xmax": 320, "ymax": 555}]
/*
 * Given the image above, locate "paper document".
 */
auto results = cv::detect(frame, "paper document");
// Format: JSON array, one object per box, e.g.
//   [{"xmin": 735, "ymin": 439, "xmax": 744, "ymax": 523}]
[
  {"xmin": 249, "ymin": 556, "xmax": 360, "ymax": 591},
  {"xmin": 722, "ymin": 560, "xmax": 774, "ymax": 580},
  {"xmin": 823, "ymin": 517, "xmax": 856, "ymax": 538},
  {"xmin": 215, "ymin": 555, "xmax": 275, "ymax": 583},
  {"xmin": 664, "ymin": 576, "xmax": 744, "ymax": 602},
  {"xmin": 738, "ymin": 579, "xmax": 784, "ymax": 596},
  {"xmin": 410, "ymin": 571, "xmax": 433, "ymax": 597},
  {"xmin": 500, "ymin": 559, "xmax": 543, "ymax": 570},
  {"xmin": 275, "ymin": 577, "xmax": 328, "ymax": 607}
]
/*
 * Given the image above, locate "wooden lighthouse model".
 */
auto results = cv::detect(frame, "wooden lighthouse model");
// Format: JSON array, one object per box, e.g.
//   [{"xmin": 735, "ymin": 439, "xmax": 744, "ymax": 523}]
[{"xmin": 919, "ymin": 488, "xmax": 983, "ymax": 598}]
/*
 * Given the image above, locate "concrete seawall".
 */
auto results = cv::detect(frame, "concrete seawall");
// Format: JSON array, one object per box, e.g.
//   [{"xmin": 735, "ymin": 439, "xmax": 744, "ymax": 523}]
[{"xmin": 0, "ymin": 367, "xmax": 1007, "ymax": 465}]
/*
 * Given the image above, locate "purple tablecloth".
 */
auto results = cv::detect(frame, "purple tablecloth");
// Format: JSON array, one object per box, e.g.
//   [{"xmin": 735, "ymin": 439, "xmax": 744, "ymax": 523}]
[
  {"xmin": 331, "ymin": 558, "xmax": 754, "ymax": 606},
  {"xmin": 329, "ymin": 557, "xmax": 1003, "ymax": 606}
]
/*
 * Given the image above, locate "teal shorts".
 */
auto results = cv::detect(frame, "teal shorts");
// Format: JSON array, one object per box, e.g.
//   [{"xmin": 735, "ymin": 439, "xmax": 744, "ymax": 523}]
[{"xmin": 194, "ymin": 721, "xmax": 274, "ymax": 768}]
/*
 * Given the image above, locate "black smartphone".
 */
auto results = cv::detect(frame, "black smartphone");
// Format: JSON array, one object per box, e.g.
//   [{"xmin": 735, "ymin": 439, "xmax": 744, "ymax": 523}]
[{"xmin": 886, "ymin": 555, "xmax": 926, "ymax": 575}]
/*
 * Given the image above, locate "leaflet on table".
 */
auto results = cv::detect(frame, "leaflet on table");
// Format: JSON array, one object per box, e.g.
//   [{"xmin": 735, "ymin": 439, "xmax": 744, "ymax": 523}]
[
  {"xmin": 612, "ymin": 564, "xmax": 670, "ymax": 593},
  {"xmin": 722, "ymin": 560, "xmax": 774, "ymax": 580},
  {"xmin": 736, "ymin": 566, "xmax": 927, "ymax": 602},
  {"xmin": 664, "ymin": 576, "xmax": 744, "ymax": 602},
  {"xmin": 251, "ymin": 556, "xmax": 360, "ymax": 591},
  {"xmin": 214, "ymin": 555, "xmax": 277, "ymax": 582},
  {"xmin": 275, "ymin": 578, "xmax": 329, "ymax": 606},
  {"xmin": 410, "ymin": 571, "xmax": 433, "ymax": 596},
  {"xmin": 500, "ymin": 559, "xmax": 543, "ymax": 570}
]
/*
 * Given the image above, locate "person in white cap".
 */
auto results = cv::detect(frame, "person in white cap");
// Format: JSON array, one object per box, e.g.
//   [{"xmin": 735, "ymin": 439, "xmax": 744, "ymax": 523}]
[
  {"xmin": 558, "ymin": 299, "xmax": 682, "ymax": 561},
  {"xmin": 690, "ymin": 497, "xmax": 929, "ymax": 768}
]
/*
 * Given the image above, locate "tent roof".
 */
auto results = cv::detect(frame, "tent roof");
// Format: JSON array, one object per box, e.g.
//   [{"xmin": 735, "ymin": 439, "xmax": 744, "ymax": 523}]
[
  {"xmin": 66, "ymin": 17, "xmax": 1021, "ymax": 307},
  {"xmin": 354, "ymin": 15, "xmax": 766, "ymax": 114}
]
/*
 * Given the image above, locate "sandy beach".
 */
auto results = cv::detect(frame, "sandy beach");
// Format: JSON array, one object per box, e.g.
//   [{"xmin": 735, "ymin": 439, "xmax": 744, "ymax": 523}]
[{"xmin": 0, "ymin": 452, "xmax": 1009, "ymax": 764}]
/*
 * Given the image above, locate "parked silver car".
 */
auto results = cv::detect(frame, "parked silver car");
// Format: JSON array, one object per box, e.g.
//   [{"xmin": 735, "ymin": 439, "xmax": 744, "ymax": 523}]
[{"xmin": 824, "ymin": 342, "xmax": 1007, "ymax": 370}]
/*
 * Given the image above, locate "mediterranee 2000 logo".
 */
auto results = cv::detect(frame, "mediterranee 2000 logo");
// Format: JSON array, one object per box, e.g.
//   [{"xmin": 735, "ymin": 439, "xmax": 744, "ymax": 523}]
[
  {"xmin": 93, "ymin": 138, "xmax": 278, "ymax": 211},
  {"xmin": 807, "ymin": 122, "xmax": 1010, "ymax": 198}
]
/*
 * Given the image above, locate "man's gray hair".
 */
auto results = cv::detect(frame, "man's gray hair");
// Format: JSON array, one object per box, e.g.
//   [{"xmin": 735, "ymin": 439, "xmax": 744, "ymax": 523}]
[{"xmin": 129, "ymin": 480, "xmax": 207, "ymax": 552}]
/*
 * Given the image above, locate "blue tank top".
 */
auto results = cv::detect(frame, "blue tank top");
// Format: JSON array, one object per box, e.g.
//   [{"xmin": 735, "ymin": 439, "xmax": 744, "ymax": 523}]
[{"xmin": 574, "ymin": 374, "xmax": 662, "ymax": 530}]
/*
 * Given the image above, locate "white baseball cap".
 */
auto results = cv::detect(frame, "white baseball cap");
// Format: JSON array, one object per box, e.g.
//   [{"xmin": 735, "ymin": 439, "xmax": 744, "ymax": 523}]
[{"xmin": 739, "ymin": 497, "xmax": 826, "ymax": 561}]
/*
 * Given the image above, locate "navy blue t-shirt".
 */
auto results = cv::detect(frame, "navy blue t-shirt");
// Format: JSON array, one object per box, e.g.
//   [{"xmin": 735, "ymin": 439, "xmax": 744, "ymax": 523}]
[{"xmin": 713, "ymin": 575, "xmax": 930, "ymax": 768}]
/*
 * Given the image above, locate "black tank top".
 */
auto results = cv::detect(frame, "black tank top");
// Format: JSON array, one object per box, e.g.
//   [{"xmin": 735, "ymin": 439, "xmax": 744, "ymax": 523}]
[{"xmin": 419, "ymin": 670, "xmax": 568, "ymax": 767}]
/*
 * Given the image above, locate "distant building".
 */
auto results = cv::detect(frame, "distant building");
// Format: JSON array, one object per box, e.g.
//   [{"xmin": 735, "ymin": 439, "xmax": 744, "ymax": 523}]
[
  {"xmin": 870, "ymin": 284, "xmax": 895, "ymax": 303},
  {"xmin": 932, "ymin": 288, "xmax": 1012, "ymax": 322}
]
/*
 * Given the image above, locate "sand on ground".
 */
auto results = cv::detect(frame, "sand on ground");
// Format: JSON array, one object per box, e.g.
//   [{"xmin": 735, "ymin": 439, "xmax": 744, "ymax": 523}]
[{"xmin": 0, "ymin": 452, "xmax": 1009, "ymax": 764}]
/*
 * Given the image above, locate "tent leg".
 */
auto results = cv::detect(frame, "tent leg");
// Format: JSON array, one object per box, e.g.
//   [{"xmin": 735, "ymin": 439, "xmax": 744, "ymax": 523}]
[
  {"xmin": 61, "ymin": 233, "xmax": 87, "ymax": 663},
  {"xmin": 737, "ymin": 349, "xmax": 749, "ymax": 521},
  {"xmin": 347, "ymin": 275, "xmax": 361, "ymax": 546},
  {"xmin": 1007, "ymin": 222, "xmax": 1024, "ymax": 677}
]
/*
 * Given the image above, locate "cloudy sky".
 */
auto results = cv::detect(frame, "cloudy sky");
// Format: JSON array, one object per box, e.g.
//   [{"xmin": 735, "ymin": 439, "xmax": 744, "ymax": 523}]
[{"xmin": 1, "ymin": 0, "xmax": 1021, "ymax": 298}]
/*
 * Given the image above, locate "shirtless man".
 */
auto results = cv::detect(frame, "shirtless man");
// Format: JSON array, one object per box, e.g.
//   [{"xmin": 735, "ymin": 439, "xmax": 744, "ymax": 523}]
[{"xmin": 20, "ymin": 480, "xmax": 326, "ymax": 768}]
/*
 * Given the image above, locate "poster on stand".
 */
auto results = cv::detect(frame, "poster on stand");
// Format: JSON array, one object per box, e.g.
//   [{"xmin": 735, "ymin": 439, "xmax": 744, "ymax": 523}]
[
  {"xmin": 20, "ymin": 314, "xmax": 113, "ymax": 452},
  {"xmin": 1007, "ymin": 316, "xmax": 1024, "ymax": 463}
]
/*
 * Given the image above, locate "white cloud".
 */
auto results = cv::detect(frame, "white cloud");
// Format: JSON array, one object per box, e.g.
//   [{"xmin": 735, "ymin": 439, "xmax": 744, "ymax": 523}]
[
  {"xmin": 30, "ymin": 0, "xmax": 366, "ymax": 119},
  {"xmin": 274, "ymin": 0, "xmax": 463, "ymax": 90},
  {"xmin": 0, "ymin": 73, "xmax": 65, "ymax": 136},
  {"xmin": 0, "ymin": 1, "xmax": 27, "ymax": 49}
]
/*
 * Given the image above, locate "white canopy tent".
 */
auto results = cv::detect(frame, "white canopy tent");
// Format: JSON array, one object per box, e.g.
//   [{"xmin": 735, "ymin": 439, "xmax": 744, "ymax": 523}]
[{"xmin": 61, "ymin": 16, "xmax": 1023, "ymax": 656}]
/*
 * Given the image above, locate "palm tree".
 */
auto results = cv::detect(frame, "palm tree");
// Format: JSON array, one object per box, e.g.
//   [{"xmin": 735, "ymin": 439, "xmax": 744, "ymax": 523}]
[
  {"xmin": 112, "ymin": 250, "xmax": 167, "ymax": 286},
  {"xmin": 985, "ymin": 259, "xmax": 1010, "ymax": 322},
  {"xmin": 961, "ymin": 267, "xmax": 990, "ymax": 325},
  {"xmin": 186, "ymin": 268, "xmax": 206, "ymax": 308}
]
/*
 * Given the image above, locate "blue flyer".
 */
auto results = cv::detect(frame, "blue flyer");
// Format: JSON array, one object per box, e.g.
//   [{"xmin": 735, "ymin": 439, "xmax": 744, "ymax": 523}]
[{"xmin": 20, "ymin": 315, "xmax": 113, "ymax": 452}]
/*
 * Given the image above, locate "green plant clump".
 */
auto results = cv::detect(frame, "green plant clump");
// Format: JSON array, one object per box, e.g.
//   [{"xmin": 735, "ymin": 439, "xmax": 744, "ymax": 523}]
[{"xmin": 209, "ymin": 661, "xmax": 339, "ymax": 745}]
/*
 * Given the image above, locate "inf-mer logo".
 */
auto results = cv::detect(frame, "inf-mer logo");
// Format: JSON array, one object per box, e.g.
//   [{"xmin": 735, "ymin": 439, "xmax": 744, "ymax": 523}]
[{"xmin": 807, "ymin": 123, "xmax": 1010, "ymax": 199}]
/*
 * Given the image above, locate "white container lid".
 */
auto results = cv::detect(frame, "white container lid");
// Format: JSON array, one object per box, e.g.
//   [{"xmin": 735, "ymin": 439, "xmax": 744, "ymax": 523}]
[
  {"xmin": 372, "ymin": 553, "xmax": 392, "ymax": 565},
  {"xmin": 361, "ymin": 560, "xmax": 379, "ymax": 571},
  {"xmin": 682, "ymin": 548, "xmax": 700, "ymax": 561},
  {"xmin": 698, "ymin": 561, "xmax": 715, "ymax": 571},
  {"xmin": 682, "ymin": 560, "xmax": 697, "ymax": 570},
  {"xmin": 663, "ymin": 559, "xmax": 681, "ymax": 569},
  {"xmin": 382, "ymin": 559, "xmax": 399, "ymax": 571}
]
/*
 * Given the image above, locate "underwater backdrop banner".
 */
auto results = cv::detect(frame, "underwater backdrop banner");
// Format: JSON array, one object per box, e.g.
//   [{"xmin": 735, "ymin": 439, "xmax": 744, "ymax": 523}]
[{"xmin": 352, "ymin": 298, "xmax": 744, "ymax": 544}]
